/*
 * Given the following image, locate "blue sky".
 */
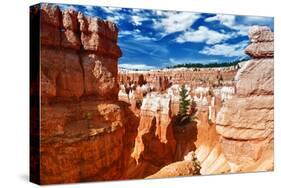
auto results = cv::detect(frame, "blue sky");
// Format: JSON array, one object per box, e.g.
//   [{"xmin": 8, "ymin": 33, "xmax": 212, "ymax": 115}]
[{"xmin": 58, "ymin": 3, "xmax": 274, "ymax": 70}]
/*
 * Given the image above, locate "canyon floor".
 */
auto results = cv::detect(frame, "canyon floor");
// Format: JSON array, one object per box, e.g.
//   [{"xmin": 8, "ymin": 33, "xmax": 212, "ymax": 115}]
[{"xmin": 32, "ymin": 4, "xmax": 274, "ymax": 185}]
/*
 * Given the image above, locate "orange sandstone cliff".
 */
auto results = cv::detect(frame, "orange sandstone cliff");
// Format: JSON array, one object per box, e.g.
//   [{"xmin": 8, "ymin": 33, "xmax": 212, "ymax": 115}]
[{"xmin": 38, "ymin": 4, "xmax": 138, "ymax": 184}]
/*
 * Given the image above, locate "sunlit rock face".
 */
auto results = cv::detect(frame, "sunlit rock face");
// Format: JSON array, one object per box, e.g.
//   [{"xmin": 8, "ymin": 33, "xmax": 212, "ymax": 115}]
[
  {"xmin": 38, "ymin": 4, "xmax": 139, "ymax": 185},
  {"xmin": 216, "ymin": 26, "xmax": 274, "ymax": 172},
  {"xmin": 245, "ymin": 26, "xmax": 274, "ymax": 58}
]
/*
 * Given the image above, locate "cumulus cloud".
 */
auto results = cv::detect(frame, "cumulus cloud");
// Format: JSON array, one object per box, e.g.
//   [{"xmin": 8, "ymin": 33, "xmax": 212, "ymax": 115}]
[
  {"xmin": 176, "ymin": 26, "xmax": 234, "ymax": 44},
  {"xmin": 153, "ymin": 12, "xmax": 200, "ymax": 34},
  {"xmin": 199, "ymin": 40, "xmax": 249, "ymax": 57},
  {"xmin": 99, "ymin": 7, "xmax": 125, "ymax": 23},
  {"xmin": 205, "ymin": 14, "xmax": 249, "ymax": 35},
  {"xmin": 204, "ymin": 14, "xmax": 273, "ymax": 36},
  {"xmin": 119, "ymin": 63, "xmax": 156, "ymax": 70}
]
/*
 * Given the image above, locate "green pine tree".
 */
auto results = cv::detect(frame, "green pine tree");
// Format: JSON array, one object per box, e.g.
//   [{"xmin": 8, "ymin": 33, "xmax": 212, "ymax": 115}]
[
  {"xmin": 179, "ymin": 84, "xmax": 190, "ymax": 116},
  {"xmin": 176, "ymin": 85, "xmax": 192, "ymax": 126}
]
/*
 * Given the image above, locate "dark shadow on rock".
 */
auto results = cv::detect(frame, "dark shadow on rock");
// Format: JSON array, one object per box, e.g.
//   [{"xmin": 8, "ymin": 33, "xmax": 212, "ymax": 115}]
[
  {"xmin": 172, "ymin": 121, "xmax": 198, "ymax": 161},
  {"xmin": 117, "ymin": 101, "xmax": 141, "ymax": 179}
]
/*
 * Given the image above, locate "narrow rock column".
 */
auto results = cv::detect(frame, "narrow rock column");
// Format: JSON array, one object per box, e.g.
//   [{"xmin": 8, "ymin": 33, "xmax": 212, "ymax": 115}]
[{"xmin": 216, "ymin": 26, "xmax": 274, "ymax": 171}]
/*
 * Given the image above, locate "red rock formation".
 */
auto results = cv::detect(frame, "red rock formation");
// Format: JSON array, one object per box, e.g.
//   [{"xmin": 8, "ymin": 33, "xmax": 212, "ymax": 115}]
[
  {"xmin": 37, "ymin": 5, "xmax": 274, "ymax": 183},
  {"xmin": 216, "ymin": 26, "xmax": 274, "ymax": 172},
  {"xmin": 38, "ymin": 4, "xmax": 138, "ymax": 185},
  {"xmin": 127, "ymin": 93, "xmax": 176, "ymax": 178},
  {"xmin": 40, "ymin": 4, "xmax": 122, "ymax": 103},
  {"xmin": 119, "ymin": 68, "xmax": 237, "ymax": 91},
  {"xmin": 148, "ymin": 26, "xmax": 274, "ymax": 177},
  {"xmin": 41, "ymin": 101, "xmax": 125, "ymax": 183},
  {"xmin": 146, "ymin": 105, "xmax": 230, "ymax": 178},
  {"xmin": 174, "ymin": 106, "xmax": 230, "ymax": 175}
]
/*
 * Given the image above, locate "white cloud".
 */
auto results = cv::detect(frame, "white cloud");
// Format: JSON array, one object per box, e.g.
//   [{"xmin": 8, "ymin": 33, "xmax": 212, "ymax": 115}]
[
  {"xmin": 205, "ymin": 14, "xmax": 247, "ymax": 36},
  {"xmin": 134, "ymin": 35, "xmax": 156, "ymax": 41},
  {"xmin": 119, "ymin": 63, "xmax": 156, "ymax": 70},
  {"xmin": 106, "ymin": 15, "xmax": 124, "ymax": 23},
  {"xmin": 205, "ymin": 15, "xmax": 236, "ymax": 27},
  {"xmin": 100, "ymin": 7, "xmax": 124, "ymax": 23},
  {"xmin": 131, "ymin": 15, "xmax": 145, "ymax": 26},
  {"xmin": 131, "ymin": 9, "xmax": 143, "ymax": 14},
  {"xmin": 119, "ymin": 30, "xmax": 132, "ymax": 36},
  {"xmin": 204, "ymin": 14, "xmax": 273, "ymax": 37},
  {"xmin": 199, "ymin": 40, "xmax": 249, "ymax": 57},
  {"xmin": 155, "ymin": 10, "xmax": 164, "ymax": 16},
  {"xmin": 119, "ymin": 29, "xmax": 156, "ymax": 41},
  {"xmin": 233, "ymin": 24, "xmax": 251, "ymax": 36},
  {"xmin": 153, "ymin": 12, "xmax": 200, "ymax": 34},
  {"xmin": 176, "ymin": 26, "xmax": 234, "ymax": 44},
  {"xmin": 100, "ymin": 6, "xmax": 122, "ymax": 14}
]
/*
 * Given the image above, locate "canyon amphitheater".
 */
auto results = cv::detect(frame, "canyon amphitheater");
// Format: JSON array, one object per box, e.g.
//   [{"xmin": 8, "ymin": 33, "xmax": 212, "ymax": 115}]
[{"xmin": 34, "ymin": 4, "xmax": 274, "ymax": 184}]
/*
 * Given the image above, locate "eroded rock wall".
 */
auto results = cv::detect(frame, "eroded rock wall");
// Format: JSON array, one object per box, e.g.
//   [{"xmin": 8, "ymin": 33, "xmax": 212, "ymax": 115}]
[
  {"xmin": 216, "ymin": 26, "xmax": 274, "ymax": 172},
  {"xmin": 127, "ymin": 93, "xmax": 176, "ymax": 178},
  {"xmin": 40, "ymin": 4, "xmax": 122, "ymax": 103},
  {"xmin": 146, "ymin": 26, "xmax": 274, "ymax": 178},
  {"xmin": 37, "ymin": 4, "xmax": 138, "ymax": 184},
  {"xmin": 147, "ymin": 106, "xmax": 231, "ymax": 178},
  {"xmin": 119, "ymin": 68, "xmax": 237, "ymax": 91}
]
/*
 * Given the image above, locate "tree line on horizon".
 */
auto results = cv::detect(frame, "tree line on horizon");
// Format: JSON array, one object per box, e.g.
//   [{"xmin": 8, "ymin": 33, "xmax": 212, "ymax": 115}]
[{"xmin": 166, "ymin": 57, "xmax": 250, "ymax": 69}]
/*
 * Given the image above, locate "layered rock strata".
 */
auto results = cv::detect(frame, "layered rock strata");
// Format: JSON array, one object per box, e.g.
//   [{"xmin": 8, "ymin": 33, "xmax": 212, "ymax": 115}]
[
  {"xmin": 216, "ymin": 26, "xmax": 274, "ymax": 171},
  {"xmin": 119, "ymin": 67, "xmax": 237, "ymax": 91},
  {"xmin": 38, "ymin": 4, "xmax": 138, "ymax": 184},
  {"xmin": 40, "ymin": 3, "xmax": 122, "ymax": 103}
]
